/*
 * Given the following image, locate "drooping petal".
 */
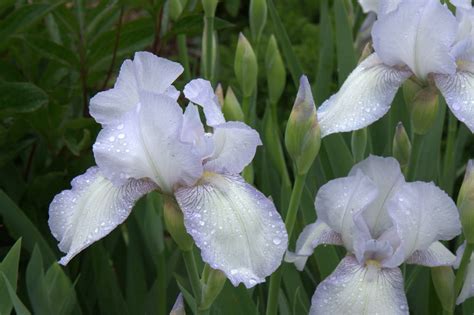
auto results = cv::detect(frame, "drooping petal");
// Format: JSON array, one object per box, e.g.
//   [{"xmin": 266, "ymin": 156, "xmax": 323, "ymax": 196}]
[
  {"xmin": 359, "ymin": 0, "xmax": 379, "ymax": 13},
  {"xmin": 372, "ymin": 0, "xmax": 457, "ymax": 79},
  {"xmin": 453, "ymin": 0, "xmax": 472, "ymax": 10},
  {"xmin": 94, "ymin": 92, "xmax": 203, "ymax": 193},
  {"xmin": 48, "ymin": 167, "xmax": 156, "ymax": 265},
  {"xmin": 349, "ymin": 156, "xmax": 405, "ymax": 238},
  {"xmin": 310, "ymin": 256, "xmax": 408, "ymax": 315},
  {"xmin": 455, "ymin": 243, "xmax": 474, "ymax": 304},
  {"xmin": 387, "ymin": 181, "xmax": 461, "ymax": 267},
  {"xmin": 435, "ymin": 63, "xmax": 474, "ymax": 132},
  {"xmin": 204, "ymin": 121, "xmax": 262, "ymax": 174},
  {"xmin": 317, "ymin": 53, "xmax": 411, "ymax": 137},
  {"xmin": 183, "ymin": 79, "xmax": 225, "ymax": 126},
  {"xmin": 405, "ymin": 241, "xmax": 456, "ymax": 267},
  {"xmin": 315, "ymin": 169, "xmax": 379, "ymax": 251},
  {"xmin": 285, "ymin": 221, "xmax": 342, "ymax": 271},
  {"xmin": 175, "ymin": 173, "xmax": 288, "ymax": 288},
  {"xmin": 90, "ymin": 52, "xmax": 183, "ymax": 125}
]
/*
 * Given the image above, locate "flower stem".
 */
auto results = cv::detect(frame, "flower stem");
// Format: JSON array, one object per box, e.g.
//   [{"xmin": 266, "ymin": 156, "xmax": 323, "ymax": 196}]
[
  {"xmin": 407, "ymin": 133, "xmax": 422, "ymax": 181},
  {"xmin": 204, "ymin": 16, "xmax": 214, "ymax": 83},
  {"xmin": 454, "ymin": 243, "xmax": 474, "ymax": 297},
  {"xmin": 182, "ymin": 249, "xmax": 202, "ymax": 309},
  {"xmin": 177, "ymin": 34, "xmax": 191, "ymax": 82},
  {"xmin": 266, "ymin": 173, "xmax": 307, "ymax": 315},
  {"xmin": 441, "ymin": 112, "xmax": 457, "ymax": 195}
]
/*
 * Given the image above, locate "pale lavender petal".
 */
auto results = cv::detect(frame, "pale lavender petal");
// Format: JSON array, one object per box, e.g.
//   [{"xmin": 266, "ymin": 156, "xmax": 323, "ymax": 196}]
[
  {"xmin": 406, "ymin": 241, "xmax": 456, "ymax": 267},
  {"xmin": 317, "ymin": 53, "xmax": 411, "ymax": 137},
  {"xmin": 183, "ymin": 79, "xmax": 225, "ymax": 126},
  {"xmin": 204, "ymin": 121, "xmax": 262, "ymax": 174},
  {"xmin": 310, "ymin": 256, "xmax": 408, "ymax": 315},
  {"xmin": 175, "ymin": 173, "xmax": 288, "ymax": 288},
  {"xmin": 48, "ymin": 167, "xmax": 156, "ymax": 265}
]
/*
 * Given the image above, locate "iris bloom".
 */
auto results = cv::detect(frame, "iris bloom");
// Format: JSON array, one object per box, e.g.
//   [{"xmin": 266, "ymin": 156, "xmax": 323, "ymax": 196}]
[
  {"xmin": 318, "ymin": 0, "xmax": 474, "ymax": 137},
  {"xmin": 48, "ymin": 52, "xmax": 288, "ymax": 288},
  {"xmin": 286, "ymin": 156, "xmax": 461, "ymax": 314}
]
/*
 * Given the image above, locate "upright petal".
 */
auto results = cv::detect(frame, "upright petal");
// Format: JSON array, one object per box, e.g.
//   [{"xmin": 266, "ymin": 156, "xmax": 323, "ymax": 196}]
[
  {"xmin": 94, "ymin": 92, "xmax": 203, "ymax": 193},
  {"xmin": 175, "ymin": 173, "xmax": 288, "ymax": 288},
  {"xmin": 204, "ymin": 121, "xmax": 262, "ymax": 174},
  {"xmin": 359, "ymin": 0, "xmax": 379, "ymax": 13},
  {"xmin": 90, "ymin": 53, "xmax": 183, "ymax": 125},
  {"xmin": 372, "ymin": 0, "xmax": 457, "ymax": 79},
  {"xmin": 181, "ymin": 104, "xmax": 214, "ymax": 159},
  {"xmin": 349, "ymin": 156, "xmax": 405, "ymax": 238},
  {"xmin": 387, "ymin": 181, "xmax": 461, "ymax": 267},
  {"xmin": 285, "ymin": 221, "xmax": 342, "ymax": 271},
  {"xmin": 435, "ymin": 63, "xmax": 474, "ymax": 132},
  {"xmin": 310, "ymin": 256, "xmax": 408, "ymax": 315},
  {"xmin": 315, "ymin": 170, "xmax": 379, "ymax": 251},
  {"xmin": 48, "ymin": 167, "xmax": 156, "ymax": 265},
  {"xmin": 317, "ymin": 53, "xmax": 411, "ymax": 137},
  {"xmin": 183, "ymin": 79, "xmax": 225, "ymax": 126}
]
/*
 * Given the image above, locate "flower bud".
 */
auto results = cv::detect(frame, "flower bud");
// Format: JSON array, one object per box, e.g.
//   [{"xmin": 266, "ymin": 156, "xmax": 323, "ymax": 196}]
[
  {"xmin": 250, "ymin": 0, "xmax": 267, "ymax": 43},
  {"xmin": 409, "ymin": 85, "xmax": 439, "ymax": 135},
  {"xmin": 351, "ymin": 128, "xmax": 367, "ymax": 163},
  {"xmin": 457, "ymin": 160, "xmax": 474, "ymax": 244},
  {"xmin": 431, "ymin": 266, "xmax": 455, "ymax": 312},
  {"xmin": 392, "ymin": 122, "xmax": 411, "ymax": 172},
  {"xmin": 200, "ymin": 267, "xmax": 226, "ymax": 310},
  {"xmin": 215, "ymin": 83, "xmax": 224, "ymax": 107},
  {"xmin": 169, "ymin": 0, "xmax": 187, "ymax": 21},
  {"xmin": 402, "ymin": 77, "xmax": 423, "ymax": 107},
  {"xmin": 234, "ymin": 33, "xmax": 258, "ymax": 97},
  {"xmin": 163, "ymin": 196, "xmax": 193, "ymax": 251},
  {"xmin": 223, "ymin": 86, "xmax": 244, "ymax": 121},
  {"xmin": 265, "ymin": 35, "xmax": 286, "ymax": 104},
  {"xmin": 170, "ymin": 293, "xmax": 186, "ymax": 315},
  {"xmin": 202, "ymin": 0, "xmax": 218, "ymax": 17},
  {"xmin": 285, "ymin": 75, "xmax": 321, "ymax": 175}
]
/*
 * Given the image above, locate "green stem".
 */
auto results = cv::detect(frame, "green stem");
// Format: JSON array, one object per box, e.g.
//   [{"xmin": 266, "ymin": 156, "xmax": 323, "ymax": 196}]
[
  {"xmin": 270, "ymin": 102, "xmax": 291, "ymax": 189},
  {"xmin": 454, "ymin": 243, "xmax": 474, "ymax": 297},
  {"xmin": 266, "ymin": 174, "xmax": 307, "ymax": 315},
  {"xmin": 177, "ymin": 34, "xmax": 191, "ymax": 82},
  {"xmin": 182, "ymin": 249, "xmax": 202, "ymax": 308},
  {"xmin": 406, "ymin": 133, "xmax": 423, "ymax": 181},
  {"xmin": 441, "ymin": 112, "xmax": 457, "ymax": 194},
  {"xmin": 205, "ymin": 16, "xmax": 214, "ymax": 82},
  {"xmin": 242, "ymin": 95, "xmax": 252, "ymax": 125}
]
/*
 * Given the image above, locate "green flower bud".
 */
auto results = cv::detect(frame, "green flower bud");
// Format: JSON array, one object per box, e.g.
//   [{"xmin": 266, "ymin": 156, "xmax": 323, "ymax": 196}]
[
  {"xmin": 351, "ymin": 128, "xmax": 367, "ymax": 163},
  {"xmin": 215, "ymin": 83, "xmax": 224, "ymax": 107},
  {"xmin": 200, "ymin": 267, "xmax": 226, "ymax": 310},
  {"xmin": 285, "ymin": 75, "xmax": 321, "ymax": 175},
  {"xmin": 223, "ymin": 86, "xmax": 244, "ymax": 121},
  {"xmin": 265, "ymin": 35, "xmax": 286, "ymax": 105},
  {"xmin": 458, "ymin": 160, "xmax": 474, "ymax": 244},
  {"xmin": 410, "ymin": 85, "xmax": 439, "ymax": 135},
  {"xmin": 225, "ymin": 0, "xmax": 240, "ymax": 17},
  {"xmin": 169, "ymin": 0, "xmax": 187, "ymax": 21},
  {"xmin": 202, "ymin": 0, "xmax": 218, "ymax": 17},
  {"xmin": 250, "ymin": 0, "xmax": 267, "ymax": 43},
  {"xmin": 402, "ymin": 77, "xmax": 423, "ymax": 107},
  {"xmin": 431, "ymin": 266, "xmax": 455, "ymax": 312},
  {"xmin": 234, "ymin": 33, "xmax": 258, "ymax": 97},
  {"xmin": 163, "ymin": 196, "xmax": 193, "ymax": 251},
  {"xmin": 358, "ymin": 42, "xmax": 373, "ymax": 64},
  {"xmin": 392, "ymin": 122, "xmax": 411, "ymax": 172}
]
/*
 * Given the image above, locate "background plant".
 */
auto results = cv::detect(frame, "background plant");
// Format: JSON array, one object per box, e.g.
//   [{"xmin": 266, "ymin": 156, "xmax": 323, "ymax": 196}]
[{"xmin": 0, "ymin": 0, "xmax": 472, "ymax": 314}]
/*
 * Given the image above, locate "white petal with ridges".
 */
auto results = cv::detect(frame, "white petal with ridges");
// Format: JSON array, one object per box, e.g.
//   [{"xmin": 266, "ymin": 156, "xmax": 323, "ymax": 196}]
[
  {"xmin": 93, "ymin": 92, "xmax": 203, "ymax": 193},
  {"xmin": 310, "ymin": 256, "xmax": 408, "ymax": 315},
  {"xmin": 317, "ymin": 53, "xmax": 411, "ymax": 137},
  {"xmin": 406, "ymin": 241, "xmax": 456, "ymax": 267},
  {"xmin": 48, "ymin": 167, "xmax": 155, "ymax": 265},
  {"xmin": 435, "ymin": 64, "xmax": 474, "ymax": 132},
  {"xmin": 387, "ymin": 182, "xmax": 461, "ymax": 267},
  {"xmin": 285, "ymin": 221, "xmax": 342, "ymax": 271},
  {"xmin": 175, "ymin": 173, "xmax": 288, "ymax": 288},
  {"xmin": 183, "ymin": 79, "xmax": 225, "ymax": 126},
  {"xmin": 315, "ymin": 170, "xmax": 379, "ymax": 251},
  {"xmin": 372, "ymin": 0, "xmax": 457, "ymax": 79},
  {"xmin": 204, "ymin": 121, "xmax": 262, "ymax": 174}
]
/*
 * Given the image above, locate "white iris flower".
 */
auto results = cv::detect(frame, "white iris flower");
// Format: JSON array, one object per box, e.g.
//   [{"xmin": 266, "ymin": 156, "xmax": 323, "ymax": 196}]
[
  {"xmin": 319, "ymin": 0, "xmax": 474, "ymax": 136},
  {"xmin": 48, "ymin": 52, "xmax": 288, "ymax": 288},
  {"xmin": 286, "ymin": 156, "xmax": 461, "ymax": 314}
]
